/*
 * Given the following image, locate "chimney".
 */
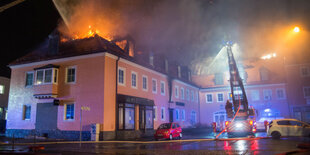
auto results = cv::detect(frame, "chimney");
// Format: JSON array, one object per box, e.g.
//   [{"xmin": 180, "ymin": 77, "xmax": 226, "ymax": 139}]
[
  {"xmin": 149, "ymin": 52, "xmax": 154, "ymax": 66},
  {"xmin": 48, "ymin": 31, "xmax": 60, "ymax": 55}
]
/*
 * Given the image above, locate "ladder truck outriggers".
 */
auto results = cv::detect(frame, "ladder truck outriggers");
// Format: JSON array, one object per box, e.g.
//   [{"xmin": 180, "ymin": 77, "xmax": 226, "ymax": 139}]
[{"xmin": 224, "ymin": 42, "xmax": 256, "ymax": 137}]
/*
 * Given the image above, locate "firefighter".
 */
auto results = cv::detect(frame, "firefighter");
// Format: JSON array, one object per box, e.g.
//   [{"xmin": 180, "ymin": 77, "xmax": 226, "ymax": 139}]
[
  {"xmin": 264, "ymin": 120, "xmax": 269, "ymax": 131},
  {"xmin": 225, "ymin": 100, "xmax": 233, "ymax": 118}
]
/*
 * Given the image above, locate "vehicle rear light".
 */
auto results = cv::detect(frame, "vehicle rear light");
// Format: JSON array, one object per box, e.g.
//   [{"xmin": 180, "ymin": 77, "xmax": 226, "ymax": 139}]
[
  {"xmin": 249, "ymin": 120, "xmax": 253, "ymax": 126},
  {"xmin": 225, "ymin": 121, "xmax": 230, "ymax": 126},
  {"xmin": 252, "ymin": 128, "xmax": 256, "ymax": 133}
]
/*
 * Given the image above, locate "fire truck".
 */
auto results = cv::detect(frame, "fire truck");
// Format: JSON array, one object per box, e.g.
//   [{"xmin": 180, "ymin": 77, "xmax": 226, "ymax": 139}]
[{"xmin": 224, "ymin": 42, "xmax": 256, "ymax": 137}]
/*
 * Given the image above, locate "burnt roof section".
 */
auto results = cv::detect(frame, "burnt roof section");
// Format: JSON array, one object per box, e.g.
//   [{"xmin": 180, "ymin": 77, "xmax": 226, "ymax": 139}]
[{"xmin": 10, "ymin": 34, "xmax": 130, "ymax": 66}]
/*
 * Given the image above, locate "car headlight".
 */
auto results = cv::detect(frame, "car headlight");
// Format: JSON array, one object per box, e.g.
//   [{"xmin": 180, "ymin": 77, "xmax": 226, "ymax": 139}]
[{"xmin": 236, "ymin": 123, "xmax": 243, "ymax": 128}]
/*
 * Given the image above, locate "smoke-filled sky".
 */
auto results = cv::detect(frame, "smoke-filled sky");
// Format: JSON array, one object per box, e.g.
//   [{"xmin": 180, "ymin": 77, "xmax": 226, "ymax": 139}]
[
  {"xmin": 53, "ymin": 0, "xmax": 310, "ymax": 75},
  {"xmin": 1, "ymin": 0, "xmax": 309, "ymax": 77}
]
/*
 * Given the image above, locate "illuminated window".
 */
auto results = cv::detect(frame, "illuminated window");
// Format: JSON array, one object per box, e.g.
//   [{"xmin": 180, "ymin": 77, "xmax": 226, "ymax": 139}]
[
  {"xmin": 206, "ymin": 94, "xmax": 212, "ymax": 103},
  {"xmin": 66, "ymin": 67, "xmax": 76, "ymax": 83},
  {"xmin": 303, "ymin": 87, "xmax": 310, "ymax": 98},
  {"xmin": 300, "ymin": 66, "xmax": 310, "ymax": 77},
  {"xmin": 152, "ymin": 79, "xmax": 157, "ymax": 93},
  {"xmin": 23, "ymin": 105, "xmax": 31, "ymax": 120},
  {"xmin": 25, "ymin": 72, "xmax": 34, "ymax": 86},
  {"xmin": 276, "ymin": 88, "xmax": 286, "ymax": 99},
  {"xmin": 186, "ymin": 89, "xmax": 190, "ymax": 101},
  {"xmin": 263, "ymin": 89, "xmax": 272, "ymax": 100},
  {"xmin": 118, "ymin": 67, "xmax": 125, "ymax": 86},
  {"xmin": 160, "ymin": 81, "xmax": 165, "ymax": 95},
  {"xmin": 175, "ymin": 109, "xmax": 179, "ymax": 121},
  {"xmin": 142, "ymin": 75, "xmax": 147, "ymax": 91},
  {"xmin": 181, "ymin": 109, "xmax": 185, "ymax": 121},
  {"xmin": 181, "ymin": 87, "xmax": 185, "ymax": 100},
  {"xmin": 131, "ymin": 72, "xmax": 137, "ymax": 88},
  {"xmin": 35, "ymin": 68, "xmax": 58, "ymax": 85},
  {"xmin": 161, "ymin": 107, "xmax": 165, "ymax": 120},
  {"xmin": 251, "ymin": 90, "xmax": 260, "ymax": 101},
  {"xmin": 36, "ymin": 70, "xmax": 44, "ymax": 84},
  {"xmin": 65, "ymin": 104, "xmax": 75, "ymax": 120},
  {"xmin": 175, "ymin": 86, "xmax": 179, "ymax": 98},
  {"xmin": 0, "ymin": 85, "xmax": 4, "ymax": 94},
  {"xmin": 217, "ymin": 93, "xmax": 224, "ymax": 102}
]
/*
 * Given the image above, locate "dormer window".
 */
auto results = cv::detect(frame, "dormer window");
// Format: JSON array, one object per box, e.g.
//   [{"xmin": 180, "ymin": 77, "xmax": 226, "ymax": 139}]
[{"xmin": 34, "ymin": 64, "xmax": 59, "ymax": 85}]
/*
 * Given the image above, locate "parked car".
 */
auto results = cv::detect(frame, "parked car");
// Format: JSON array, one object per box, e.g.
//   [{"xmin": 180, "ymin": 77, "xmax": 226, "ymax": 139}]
[
  {"xmin": 154, "ymin": 123, "xmax": 182, "ymax": 140},
  {"xmin": 267, "ymin": 119, "xmax": 310, "ymax": 139},
  {"xmin": 256, "ymin": 116, "xmax": 284, "ymax": 131}
]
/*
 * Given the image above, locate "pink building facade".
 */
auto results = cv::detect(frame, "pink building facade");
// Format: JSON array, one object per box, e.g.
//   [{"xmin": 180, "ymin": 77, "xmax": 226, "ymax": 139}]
[{"xmin": 6, "ymin": 35, "xmax": 199, "ymax": 140}]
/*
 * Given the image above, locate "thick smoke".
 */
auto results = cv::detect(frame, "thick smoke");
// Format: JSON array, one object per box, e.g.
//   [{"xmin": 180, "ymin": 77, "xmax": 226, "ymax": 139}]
[{"xmin": 53, "ymin": 0, "xmax": 310, "ymax": 75}]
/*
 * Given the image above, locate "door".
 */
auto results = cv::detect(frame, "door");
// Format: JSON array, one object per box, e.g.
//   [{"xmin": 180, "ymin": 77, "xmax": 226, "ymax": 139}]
[
  {"xmin": 36, "ymin": 103, "xmax": 58, "ymax": 130},
  {"xmin": 169, "ymin": 109, "xmax": 174, "ymax": 123}
]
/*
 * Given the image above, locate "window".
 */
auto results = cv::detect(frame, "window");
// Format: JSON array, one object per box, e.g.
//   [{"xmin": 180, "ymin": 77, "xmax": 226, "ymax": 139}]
[
  {"xmin": 25, "ymin": 72, "xmax": 34, "ymax": 86},
  {"xmin": 186, "ymin": 89, "xmax": 190, "ymax": 101},
  {"xmin": 191, "ymin": 90, "xmax": 194, "ymax": 101},
  {"xmin": 66, "ymin": 67, "xmax": 76, "ymax": 83},
  {"xmin": 214, "ymin": 73, "xmax": 224, "ymax": 85},
  {"xmin": 195, "ymin": 92, "xmax": 199, "ymax": 102},
  {"xmin": 276, "ymin": 88, "xmax": 286, "ymax": 99},
  {"xmin": 152, "ymin": 79, "xmax": 157, "ymax": 93},
  {"xmin": 131, "ymin": 72, "xmax": 137, "ymax": 88},
  {"xmin": 139, "ymin": 106, "xmax": 154, "ymax": 130},
  {"xmin": 161, "ymin": 107, "xmax": 165, "ymax": 120},
  {"xmin": 175, "ymin": 86, "xmax": 179, "ymax": 98},
  {"xmin": 190, "ymin": 111, "xmax": 196, "ymax": 125},
  {"xmin": 0, "ymin": 85, "xmax": 4, "ymax": 94},
  {"xmin": 118, "ymin": 103, "xmax": 135, "ymax": 130},
  {"xmin": 142, "ymin": 75, "xmax": 148, "ymax": 91},
  {"xmin": 263, "ymin": 89, "xmax": 272, "ymax": 100},
  {"xmin": 217, "ymin": 93, "xmax": 224, "ymax": 102},
  {"xmin": 181, "ymin": 88, "xmax": 185, "ymax": 100},
  {"xmin": 175, "ymin": 109, "xmax": 179, "ymax": 121},
  {"xmin": 181, "ymin": 109, "xmax": 185, "ymax": 121},
  {"xmin": 35, "ymin": 68, "xmax": 58, "ymax": 85},
  {"xmin": 160, "ymin": 81, "xmax": 165, "ymax": 95},
  {"xmin": 206, "ymin": 94, "xmax": 212, "ymax": 103},
  {"xmin": 23, "ymin": 105, "xmax": 31, "ymax": 120},
  {"xmin": 251, "ymin": 90, "xmax": 260, "ymax": 101},
  {"xmin": 300, "ymin": 66, "xmax": 310, "ymax": 77},
  {"xmin": 277, "ymin": 120, "xmax": 290, "ymax": 125},
  {"xmin": 65, "ymin": 104, "xmax": 75, "ymax": 120},
  {"xmin": 118, "ymin": 67, "xmax": 125, "ymax": 86},
  {"xmin": 304, "ymin": 87, "xmax": 310, "ymax": 98}
]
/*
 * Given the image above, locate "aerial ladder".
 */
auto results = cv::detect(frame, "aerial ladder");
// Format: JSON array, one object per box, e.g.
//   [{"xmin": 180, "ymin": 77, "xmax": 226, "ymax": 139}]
[{"xmin": 224, "ymin": 42, "xmax": 256, "ymax": 137}]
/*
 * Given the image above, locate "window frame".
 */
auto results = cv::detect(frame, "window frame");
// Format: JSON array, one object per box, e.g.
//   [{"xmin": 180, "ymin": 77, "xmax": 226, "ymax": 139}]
[
  {"xmin": 263, "ymin": 89, "xmax": 272, "ymax": 100},
  {"xmin": 251, "ymin": 90, "xmax": 260, "ymax": 101},
  {"xmin": 152, "ymin": 78, "xmax": 157, "ymax": 94},
  {"xmin": 175, "ymin": 86, "xmax": 179, "ymax": 99},
  {"xmin": 206, "ymin": 93, "xmax": 213, "ymax": 103},
  {"xmin": 142, "ymin": 75, "xmax": 148, "ymax": 91},
  {"xmin": 118, "ymin": 67, "xmax": 126, "ymax": 86},
  {"xmin": 161, "ymin": 107, "xmax": 165, "ymax": 121},
  {"xmin": 64, "ymin": 103, "xmax": 75, "ymax": 121},
  {"xmin": 191, "ymin": 90, "xmax": 195, "ymax": 102},
  {"xmin": 25, "ymin": 71, "xmax": 34, "ymax": 87},
  {"xmin": 276, "ymin": 88, "xmax": 286, "ymax": 99},
  {"xmin": 35, "ymin": 68, "xmax": 58, "ymax": 85},
  {"xmin": 131, "ymin": 71, "xmax": 138, "ymax": 89},
  {"xmin": 181, "ymin": 109, "xmax": 185, "ymax": 121},
  {"xmin": 186, "ymin": 89, "xmax": 190, "ymax": 101},
  {"xmin": 160, "ymin": 81, "xmax": 165, "ymax": 96},
  {"xmin": 217, "ymin": 93, "xmax": 224, "ymax": 102},
  {"xmin": 175, "ymin": 109, "xmax": 179, "ymax": 121},
  {"xmin": 181, "ymin": 87, "xmax": 185, "ymax": 100},
  {"xmin": 303, "ymin": 87, "xmax": 310, "ymax": 98},
  {"xmin": 22, "ymin": 105, "xmax": 31, "ymax": 120},
  {"xmin": 65, "ymin": 66, "xmax": 77, "ymax": 84},
  {"xmin": 300, "ymin": 66, "xmax": 310, "ymax": 77}
]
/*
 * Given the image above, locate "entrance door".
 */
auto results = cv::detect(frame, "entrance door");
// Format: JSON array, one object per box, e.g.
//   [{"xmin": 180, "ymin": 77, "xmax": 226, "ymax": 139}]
[
  {"xmin": 169, "ymin": 109, "xmax": 174, "ymax": 123},
  {"xmin": 36, "ymin": 103, "xmax": 58, "ymax": 130}
]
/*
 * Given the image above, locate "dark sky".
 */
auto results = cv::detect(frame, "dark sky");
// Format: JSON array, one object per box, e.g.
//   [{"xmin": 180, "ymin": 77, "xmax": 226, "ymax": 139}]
[
  {"xmin": 0, "ymin": 0, "xmax": 60, "ymax": 78},
  {"xmin": 1, "ymin": 0, "xmax": 310, "ymax": 78}
]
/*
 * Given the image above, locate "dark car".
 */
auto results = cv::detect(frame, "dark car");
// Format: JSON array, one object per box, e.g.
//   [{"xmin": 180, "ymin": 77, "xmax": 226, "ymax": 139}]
[{"xmin": 154, "ymin": 122, "xmax": 182, "ymax": 140}]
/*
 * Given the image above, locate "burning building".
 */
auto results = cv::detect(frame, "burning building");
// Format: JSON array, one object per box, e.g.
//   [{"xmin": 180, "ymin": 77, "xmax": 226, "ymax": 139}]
[{"xmin": 6, "ymin": 31, "xmax": 199, "ymax": 140}]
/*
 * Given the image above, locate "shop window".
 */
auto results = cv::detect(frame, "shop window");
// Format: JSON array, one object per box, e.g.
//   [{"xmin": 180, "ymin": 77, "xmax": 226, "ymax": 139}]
[
  {"xmin": 140, "ymin": 106, "xmax": 154, "ymax": 130},
  {"xmin": 118, "ymin": 103, "xmax": 135, "ymax": 130}
]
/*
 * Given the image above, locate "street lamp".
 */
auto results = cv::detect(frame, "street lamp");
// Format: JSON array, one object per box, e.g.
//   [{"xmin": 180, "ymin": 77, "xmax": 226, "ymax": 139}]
[{"xmin": 293, "ymin": 26, "xmax": 300, "ymax": 33}]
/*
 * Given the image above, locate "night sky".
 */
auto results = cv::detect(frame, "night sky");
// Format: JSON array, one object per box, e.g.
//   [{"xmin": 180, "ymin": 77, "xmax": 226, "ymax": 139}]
[
  {"xmin": 1, "ymin": 0, "xmax": 310, "ymax": 78},
  {"xmin": 0, "ymin": 0, "xmax": 60, "ymax": 78}
]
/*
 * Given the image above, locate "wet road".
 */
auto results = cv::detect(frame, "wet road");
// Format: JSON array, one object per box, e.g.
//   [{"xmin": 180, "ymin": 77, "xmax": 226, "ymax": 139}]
[{"xmin": 1, "ymin": 137, "xmax": 310, "ymax": 154}]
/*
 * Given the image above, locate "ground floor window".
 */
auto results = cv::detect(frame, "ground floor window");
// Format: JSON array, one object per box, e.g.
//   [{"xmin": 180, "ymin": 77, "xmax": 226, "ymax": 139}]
[
  {"xmin": 118, "ymin": 103, "xmax": 135, "ymax": 130},
  {"xmin": 190, "ymin": 111, "xmax": 197, "ymax": 125},
  {"xmin": 139, "ymin": 106, "xmax": 154, "ymax": 130},
  {"xmin": 23, "ymin": 105, "xmax": 31, "ymax": 120},
  {"xmin": 65, "ymin": 104, "xmax": 74, "ymax": 120},
  {"xmin": 213, "ymin": 111, "xmax": 227, "ymax": 130}
]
